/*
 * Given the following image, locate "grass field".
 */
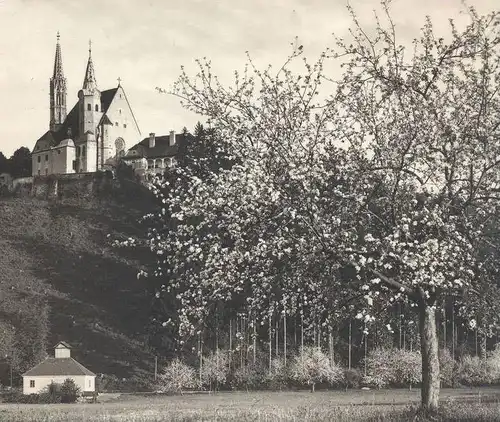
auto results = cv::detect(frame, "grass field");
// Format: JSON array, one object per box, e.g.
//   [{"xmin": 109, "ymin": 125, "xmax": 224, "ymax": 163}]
[{"xmin": 0, "ymin": 388, "xmax": 499, "ymax": 421}]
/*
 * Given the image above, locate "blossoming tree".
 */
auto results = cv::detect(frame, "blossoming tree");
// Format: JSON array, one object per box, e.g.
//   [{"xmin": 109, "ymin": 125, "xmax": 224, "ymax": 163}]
[{"xmin": 147, "ymin": 1, "xmax": 500, "ymax": 411}]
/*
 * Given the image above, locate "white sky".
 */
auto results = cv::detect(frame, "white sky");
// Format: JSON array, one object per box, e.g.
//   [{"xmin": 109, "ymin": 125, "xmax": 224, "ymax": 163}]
[{"xmin": 0, "ymin": 0, "xmax": 497, "ymax": 157}]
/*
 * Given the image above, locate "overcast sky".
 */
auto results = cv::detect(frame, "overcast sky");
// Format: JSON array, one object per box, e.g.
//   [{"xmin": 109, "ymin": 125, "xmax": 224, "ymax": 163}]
[{"xmin": 0, "ymin": 0, "xmax": 497, "ymax": 157}]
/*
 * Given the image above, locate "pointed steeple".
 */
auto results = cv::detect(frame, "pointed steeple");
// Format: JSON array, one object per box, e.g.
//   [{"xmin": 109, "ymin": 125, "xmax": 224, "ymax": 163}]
[
  {"xmin": 50, "ymin": 31, "xmax": 67, "ymax": 132},
  {"xmin": 82, "ymin": 40, "xmax": 98, "ymax": 92},
  {"xmin": 53, "ymin": 31, "xmax": 64, "ymax": 79}
]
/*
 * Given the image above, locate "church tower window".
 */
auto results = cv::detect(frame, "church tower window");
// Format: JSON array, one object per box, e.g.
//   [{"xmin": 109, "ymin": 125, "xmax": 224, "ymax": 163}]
[
  {"xmin": 87, "ymin": 104, "xmax": 91, "ymax": 111},
  {"xmin": 95, "ymin": 104, "xmax": 99, "ymax": 112}
]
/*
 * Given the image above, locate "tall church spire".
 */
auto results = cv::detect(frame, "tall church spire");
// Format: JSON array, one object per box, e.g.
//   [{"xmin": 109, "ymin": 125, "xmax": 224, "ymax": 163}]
[
  {"xmin": 82, "ymin": 39, "xmax": 98, "ymax": 92},
  {"xmin": 50, "ymin": 31, "xmax": 67, "ymax": 132},
  {"xmin": 53, "ymin": 32, "xmax": 64, "ymax": 79}
]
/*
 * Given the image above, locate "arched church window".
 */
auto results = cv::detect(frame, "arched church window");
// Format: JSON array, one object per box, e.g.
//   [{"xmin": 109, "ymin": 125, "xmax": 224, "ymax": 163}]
[
  {"xmin": 87, "ymin": 104, "xmax": 91, "ymax": 111},
  {"xmin": 115, "ymin": 138, "xmax": 125, "ymax": 158},
  {"xmin": 95, "ymin": 104, "xmax": 99, "ymax": 112}
]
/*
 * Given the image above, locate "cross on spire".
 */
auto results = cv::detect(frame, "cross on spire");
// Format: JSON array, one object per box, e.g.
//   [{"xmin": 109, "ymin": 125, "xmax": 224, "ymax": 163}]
[
  {"xmin": 117, "ymin": 77, "xmax": 122, "ymax": 86},
  {"xmin": 89, "ymin": 39, "xmax": 92, "ymax": 56}
]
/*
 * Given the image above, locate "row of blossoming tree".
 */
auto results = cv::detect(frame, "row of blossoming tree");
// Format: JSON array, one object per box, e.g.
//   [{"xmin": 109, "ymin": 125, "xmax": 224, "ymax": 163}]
[{"xmin": 131, "ymin": 1, "xmax": 500, "ymax": 412}]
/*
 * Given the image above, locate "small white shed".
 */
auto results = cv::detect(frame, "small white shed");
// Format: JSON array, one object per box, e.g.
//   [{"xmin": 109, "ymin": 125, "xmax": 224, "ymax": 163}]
[{"xmin": 22, "ymin": 341, "xmax": 96, "ymax": 395}]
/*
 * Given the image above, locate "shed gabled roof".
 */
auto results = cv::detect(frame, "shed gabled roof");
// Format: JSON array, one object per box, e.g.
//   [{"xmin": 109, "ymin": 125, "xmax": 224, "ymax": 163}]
[
  {"xmin": 22, "ymin": 357, "xmax": 95, "ymax": 377},
  {"xmin": 54, "ymin": 341, "xmax": 72, "ymax": 349}
]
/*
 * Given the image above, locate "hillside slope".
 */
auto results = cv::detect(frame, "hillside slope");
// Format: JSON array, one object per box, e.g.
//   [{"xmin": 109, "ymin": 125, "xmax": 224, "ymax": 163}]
[{"xmin": 0, "ymin": 181, "xmax": 159, "ymax": 382}]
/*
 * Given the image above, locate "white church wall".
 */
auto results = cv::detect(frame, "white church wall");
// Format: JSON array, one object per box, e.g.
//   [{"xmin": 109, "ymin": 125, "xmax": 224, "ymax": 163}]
[{"xmin": 104, "ymin": 86, "xmax": 142, "ymax": 163}]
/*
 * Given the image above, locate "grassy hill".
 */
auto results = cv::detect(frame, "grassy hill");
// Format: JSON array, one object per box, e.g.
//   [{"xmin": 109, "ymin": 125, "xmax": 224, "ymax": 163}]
[{"xmin": 0, "ymin": 180, "xmax": 160, "ymax": 385}]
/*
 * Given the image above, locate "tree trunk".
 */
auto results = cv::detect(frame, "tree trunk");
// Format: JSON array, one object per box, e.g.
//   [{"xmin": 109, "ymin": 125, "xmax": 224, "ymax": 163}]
[{"xmin": 419, "ymin": 303, "xmax": 440, "ymax": 412}]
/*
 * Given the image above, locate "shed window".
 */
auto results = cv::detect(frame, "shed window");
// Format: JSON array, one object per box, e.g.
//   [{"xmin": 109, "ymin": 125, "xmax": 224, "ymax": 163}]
[{"xmin": 30, "ymin": 380, "xmax": 35, "ymax": 388}]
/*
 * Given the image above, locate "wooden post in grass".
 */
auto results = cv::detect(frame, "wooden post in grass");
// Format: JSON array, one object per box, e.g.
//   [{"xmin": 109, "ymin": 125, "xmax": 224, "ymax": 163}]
[
  {"xmin": 253, "ymin": 315, "xmax": 256, "ymax": 365},
  {"xmin": 452, "ymin": 304, "xmax": 455, "ymax": 360},
  {"xmin": 301, "ymin": 312, "xmax": 304, "ymax": 356},
  {"xmin": 443, "ymin": 304, "xmax": 447, "ymax": 351},
  {"xmin": 399, "ymin": 303, "xmax": 402, "ymax": 349},
  {"xmin": 283, "ymin": 302, "xmax": 287, "ymax": 367},
  {"xmin": 348, "ymin": 319, "xmax": 352, "ymax": 370},
  {"xmin": 154, "ymin": 356, "xmax": 158, "ymax": 381},
  {"xmin": 275, "ymin": 316, "xmax": 279, "ymax": 358},
  {"xmin": 328, "ymin": 328, "xmax": 333, "ymax": 364},
  {"xmin": 269, "ymin": 313, "xmax": 272, "ymax": 371},
  {"xmin": 294, "ymin": 314, "xmax": 297, "ymax": 349},
  {"xmin": 364, "ymin": 323, "xmax": 368, "ymax": 376},
  {"xmin": 199, "ymin": 332, "xmax": 203, "ymax": 387},
  {"xmin": 229, "ymin": 318, "xmax": 232, "ymax": 352},
  {"xmin": 475, "ymin": 324, "xmax": 479, "ymax": 357}
]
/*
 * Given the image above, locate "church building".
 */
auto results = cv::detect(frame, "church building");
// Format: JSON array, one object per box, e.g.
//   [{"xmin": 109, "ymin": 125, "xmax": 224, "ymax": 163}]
[{"xmin": 32, "ymin": 34, "xmax": 142, "ymax": 176}]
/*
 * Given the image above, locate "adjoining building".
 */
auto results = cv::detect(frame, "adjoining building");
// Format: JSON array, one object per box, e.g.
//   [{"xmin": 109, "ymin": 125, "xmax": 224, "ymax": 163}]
[
  {"xmin": 31, "ymin": 34, "xmax": 142, "ymax": 176},
  {"xmin": 121, "ymin": 131, "xmax": 194, "ymax": 177},
  {"xmin": 22, "ymin": 341, "xmax": 96, "ymax": 395}
]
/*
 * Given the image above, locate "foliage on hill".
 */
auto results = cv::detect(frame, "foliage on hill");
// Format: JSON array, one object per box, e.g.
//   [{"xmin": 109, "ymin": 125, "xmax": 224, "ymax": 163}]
[
  {"xmin": 0, "ymin": 179, "xmax": 159, "ymax": 386},
  {"xmin": 0, "ymin": 147, "xmax": 32, "ymax": 178}
]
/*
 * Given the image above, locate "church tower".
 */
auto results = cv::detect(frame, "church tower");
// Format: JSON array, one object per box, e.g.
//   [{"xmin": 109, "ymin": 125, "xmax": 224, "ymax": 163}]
[
  {"xmin": 49, "ymin": 32, "xmax": 67, "ymax": 132},
  {"xmin": 78, "ymin": 40, "xmax": 102, "ymax": 172},
  {"xmin": 78, "ymin": 40, "xmax": 102, "ymax": 136}
]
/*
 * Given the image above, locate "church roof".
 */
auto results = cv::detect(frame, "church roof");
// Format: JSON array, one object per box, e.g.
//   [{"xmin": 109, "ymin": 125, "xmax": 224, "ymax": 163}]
[
  {"xmin": 100, "ymin": 88, "xmax": 117, "ymax": 112},
  {"xmin": 22, "ymin": 357, "xmax": 95, "ymax": 377},
  {"xmin": 33, "ymin": 88, "xmax": 119, "ymax": 153},
  {"xmin": 124, "ymin": 133, "xmax": 194, "ymax": 159}
]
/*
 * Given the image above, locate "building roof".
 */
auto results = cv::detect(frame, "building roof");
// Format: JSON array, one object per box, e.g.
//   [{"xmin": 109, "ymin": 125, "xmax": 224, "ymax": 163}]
[
  {"xmin": 22, "ymin": 357, "xmax": 95, "ymax": 377},
  {"xmin": 123, "ymin": 133, "xmax": 194, "ymax": 160},
  {"xmin": 33, "ymin": 88, "xmax": 118, "ymax": 153},
  {"xmin": 54, "ymin": 341, "xmax": 72, "ymax": 349}
]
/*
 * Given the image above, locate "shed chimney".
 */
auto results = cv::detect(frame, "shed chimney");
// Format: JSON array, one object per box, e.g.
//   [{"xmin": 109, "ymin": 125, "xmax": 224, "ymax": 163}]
[
  {"xmin": 149, "ymin": 133, "xmax": 155, "ymax": 148},
  {"xmin": 169, "ymin": 130, "xmax": 175, "ymax": 146},
  {"xmin": 54, "ymin": 341, "xmax": 72, "ymax": 359}
]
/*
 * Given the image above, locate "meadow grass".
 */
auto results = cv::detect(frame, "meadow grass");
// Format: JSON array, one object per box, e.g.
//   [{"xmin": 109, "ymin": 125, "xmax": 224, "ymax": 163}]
[{"xmin": 0, "ymin": 388, "xmax": 499, "ymax": 421}]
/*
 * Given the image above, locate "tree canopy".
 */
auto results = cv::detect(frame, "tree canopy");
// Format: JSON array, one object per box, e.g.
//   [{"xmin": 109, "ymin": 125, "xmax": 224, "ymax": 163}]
[{"xmin": 143, "ymin": 1, "xmax": 500, "ymax": 411}]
